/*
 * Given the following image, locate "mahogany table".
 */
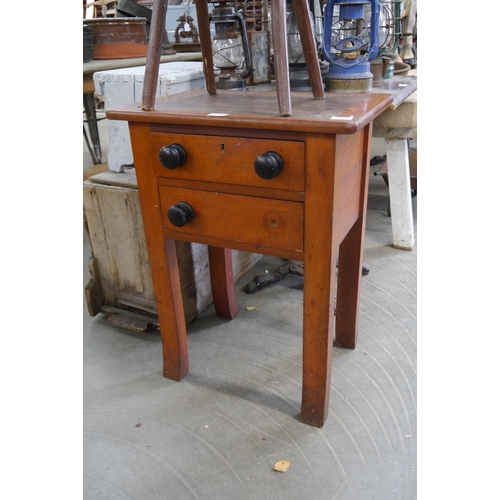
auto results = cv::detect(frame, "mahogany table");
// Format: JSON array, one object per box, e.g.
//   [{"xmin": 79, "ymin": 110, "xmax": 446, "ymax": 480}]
[{"xmin": 107, "ymin": 86, "xmax": 393, "ymax": 427}]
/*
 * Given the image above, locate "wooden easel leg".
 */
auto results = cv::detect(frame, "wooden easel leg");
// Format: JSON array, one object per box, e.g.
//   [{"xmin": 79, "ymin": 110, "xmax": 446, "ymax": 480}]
[
  {"xmin": 208, "ymin": 246, "xmax": 238, "ymax": 319},
  {"xmin": 271, "ymin": 0, "xmax": 292, "ymax": 116}
]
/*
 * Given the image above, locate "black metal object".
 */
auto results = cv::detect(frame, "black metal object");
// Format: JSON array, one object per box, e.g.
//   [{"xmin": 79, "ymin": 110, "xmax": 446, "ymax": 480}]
[
  {"xmin": 245, "ymin": 260, "xmax": 304, "ymax": 293},
  {"xmin": 83, "ymin": 26, "xmax": 94, "ymax": 62},
  {"xmin": 175, "ymin": 14, "xmax": 200, "ymax": 43},
  {"xmin": 83, "ymin": 93, "xmax": 102, "ymax": 165},
  {"xmin": 244, "ymin": 259, "xmax": 370, "ymax": 294}
]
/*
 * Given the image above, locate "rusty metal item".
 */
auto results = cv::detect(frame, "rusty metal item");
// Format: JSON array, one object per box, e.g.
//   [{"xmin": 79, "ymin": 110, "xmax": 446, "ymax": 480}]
[
  {"xmin": 174, "ymin": 15, "xmax": 200, "ymax": 43},
  {"xmin": 244, "ymin": 259, "xmax": 369, "ymax": 294}
]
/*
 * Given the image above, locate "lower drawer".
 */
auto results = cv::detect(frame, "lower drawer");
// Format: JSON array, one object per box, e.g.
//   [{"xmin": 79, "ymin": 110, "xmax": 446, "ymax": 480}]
[{"xmin": 159, "ymin": 186, "xmax": 304, "ymax": 254}]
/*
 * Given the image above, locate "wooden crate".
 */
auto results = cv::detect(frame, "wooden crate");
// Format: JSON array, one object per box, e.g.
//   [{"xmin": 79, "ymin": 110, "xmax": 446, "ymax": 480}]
[{"xmin": 83, "ymin": 169, "xmax": 262, "ymax": 331}]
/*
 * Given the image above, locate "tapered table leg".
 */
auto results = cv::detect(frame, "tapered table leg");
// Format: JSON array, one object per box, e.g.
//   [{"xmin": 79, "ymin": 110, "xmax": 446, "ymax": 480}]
[
  {"xmin": 335, "ymin": 218, "xmax": 364, "ymax": 348},
  {"xmin": 300, "ymin": 136, "xmax": 338, "ymax": 427},
  {"xmin": 336, "ymin": 125, "xmax": 372, "ymax": 348},
  {"xmin": 159, "ymin": 238, "xmax": 189, "ymax": 380},
  {"xmin": 129, "ymin": 122, "xmax": 189, "ymax": 380},
  {"xmin": 208, "ymin": 246, "xmax": 238, "ymax": 319}
]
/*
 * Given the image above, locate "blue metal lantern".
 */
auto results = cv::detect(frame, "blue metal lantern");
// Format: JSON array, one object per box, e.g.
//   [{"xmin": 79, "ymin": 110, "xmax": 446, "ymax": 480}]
[{"xmin": 322, "ymin": 0, "xmax": 380, "ymax": 92}]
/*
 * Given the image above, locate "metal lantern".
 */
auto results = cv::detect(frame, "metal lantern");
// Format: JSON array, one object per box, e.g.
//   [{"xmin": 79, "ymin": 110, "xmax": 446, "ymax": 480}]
[
  {"xmin": 322, "ymin": 0, "xmax": 380, "ymax": 92},
  {"xmin": 244, "ymin": 0, "xmax": 272, "ymax": 85},
  {"xmin": 209, "ymin": 1, "xmax": 253, "ymax": 89},
  {"xmin": 377, "ymin": 0, "xmax": 403, "ymax": 55},
  {"xmin": 286, "ymin": 0, "xmax": 323, "ymax": 91}
]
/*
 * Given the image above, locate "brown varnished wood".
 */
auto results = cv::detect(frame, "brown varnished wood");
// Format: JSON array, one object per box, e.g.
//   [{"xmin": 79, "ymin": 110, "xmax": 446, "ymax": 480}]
[
  {"xmin": 332, "ymin": 129, "xmax": 366, "ymax": 244},
  {"xmin": 208, "ymin": 247, "xmax": 238, "ymax": 319},
  {"xmin": 158, "ymin": 230, "xmax": 304, "ymax": 262},
  {"xmin": 157, "ymin": 176, "xmax": 305, "ymax": 203},
  {"xmin": 291, "ymin": 0, "xmax": 325, "ymax": 100},
  {"xmin": 141, "ymin": 0, "xmax": 169, "ymax": 110},
  {"xmin": 194, "ymin": 0, "xmax": 217, "ymax": 95},
  {"xmin": 150, "ymin": 123, "xmax": 306, "ymax": 142},
  {"xmin": 335, "ymin": 123, "xmax": 373, "ymax": 348},
  {"xmin": 127, "ymin": 122, "xmax": 189, "ymax": 380},
  {"xmin": 151, "ymin": 131, "xmax": 305, "ymax": 192},
  {"xmin": 107, "ymin": 87, "xmax": 393, "ymax": 135},
  {"xmin": 300, "ymin": 133, "xmax": 337, "ymax": 427},
  {"xmin": 114, "ymin": 90, "xmax": 394, "ymax": 428},
  {"xmin": 159, "ymin": 186, "xmax": 304, "ymax": 254},
  {"xmin": 83, "ymin": 73, "xmax": 95, "ymax": 94}
]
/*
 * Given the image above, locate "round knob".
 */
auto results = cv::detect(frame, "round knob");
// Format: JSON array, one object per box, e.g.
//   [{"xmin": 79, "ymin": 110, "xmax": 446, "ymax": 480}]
[
  {"xmin": 167, "ymin": 202, "xmax": 194, "ymax": 227},
  {"xmin": 254, "ymin": 151, "xmax": 284, "ymax": 179},
  {"xmin": 159, "ymin": 143, "xmax": 187, "ymax": 170}
]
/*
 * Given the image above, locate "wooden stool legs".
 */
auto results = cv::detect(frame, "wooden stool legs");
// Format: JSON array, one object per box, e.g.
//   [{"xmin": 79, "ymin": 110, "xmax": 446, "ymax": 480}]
[
  {"xmin": 271, "ymin": 0, "xmax": 292, "ymax": 116},
  {"xmin": 194, "ymin": 0, "xmax": 217, "ymax": 94},
  {"xmin": 142, "ymin": 0, "xmax": 169, "ymax": 110},
  {"xmin": 259, "ymin": 0, "xmax": 326, "ymax": 115}
]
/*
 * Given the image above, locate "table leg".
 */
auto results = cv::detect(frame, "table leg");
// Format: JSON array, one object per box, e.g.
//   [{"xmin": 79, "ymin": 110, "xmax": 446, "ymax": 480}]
[
  {"xmin": 335, "ymin": 217, "xmax": 364, "ymax": 348},
  {"xmin": 385, "ymin": 138, "xmax": 415, "ymax": 250},
  {"xmin": 335, "ymin": 126, "xmax": 372, "ymax": 347},
  {"xmin": 301, "ymin": 242, "xmax": 336, "ymax": 427},
  {"xmin": 300, "ymin": 137, "xmax": 338, "ymax": 427},
  {"xmin": 208, "ymin": 246, "xmax": 238, "ymax": 319},
  {"xmin": 157, "ymin": 238, "xmax": 189, "ymax": 380}
]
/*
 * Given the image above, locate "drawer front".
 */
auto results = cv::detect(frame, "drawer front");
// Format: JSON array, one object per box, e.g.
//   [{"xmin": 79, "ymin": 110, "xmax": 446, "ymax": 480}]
[
  {"xmin": 151, "ymin": 132, "xmax": 305, "ymax": 192},
  {"xmin": 159, "ymin": 186, "xmax": 304, "ymax": 254}
]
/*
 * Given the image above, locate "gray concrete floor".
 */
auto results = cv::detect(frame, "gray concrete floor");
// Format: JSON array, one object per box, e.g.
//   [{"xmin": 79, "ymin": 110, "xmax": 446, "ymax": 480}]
[{"xmin": 83, "ymin": 116, "xmax": 417, "ymax": 499}]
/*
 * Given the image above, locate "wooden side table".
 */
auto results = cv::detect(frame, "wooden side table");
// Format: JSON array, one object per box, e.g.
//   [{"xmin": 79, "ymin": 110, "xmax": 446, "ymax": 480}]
[{"xmin": 107, "ymin": 86, "xmax": 393, "ymax": 427}]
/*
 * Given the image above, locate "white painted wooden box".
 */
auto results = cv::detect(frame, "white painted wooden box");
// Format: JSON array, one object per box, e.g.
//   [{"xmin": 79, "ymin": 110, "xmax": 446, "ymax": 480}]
[
  {"xmin": 84, "ymin": 170, "xmax": 262, "ymax": 330},
  {"xmin": 93, "ymin": 61, "xmax": 205, "ymax": 172}
]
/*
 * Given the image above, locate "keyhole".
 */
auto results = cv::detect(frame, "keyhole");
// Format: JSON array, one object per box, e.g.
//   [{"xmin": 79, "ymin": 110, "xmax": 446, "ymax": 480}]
[
  {"xmin": 221, "ymin": 143, "xmax": 225, "ymax": 152},
  {"xmin": 269, "ymin": 219, "xmax": 277, "ymax": 227}
]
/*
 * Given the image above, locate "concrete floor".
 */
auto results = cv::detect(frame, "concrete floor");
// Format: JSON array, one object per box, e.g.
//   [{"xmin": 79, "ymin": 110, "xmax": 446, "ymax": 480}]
[{"xmin": 83, "ymin": 114, "xmax": 417, "ymax": 499}]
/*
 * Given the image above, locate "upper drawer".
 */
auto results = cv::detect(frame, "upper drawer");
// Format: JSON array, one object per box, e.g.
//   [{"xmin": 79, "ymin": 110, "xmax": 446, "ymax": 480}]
[{"xmin": 150, "ymin": 132, "xmax": 305, "ymax": 192}]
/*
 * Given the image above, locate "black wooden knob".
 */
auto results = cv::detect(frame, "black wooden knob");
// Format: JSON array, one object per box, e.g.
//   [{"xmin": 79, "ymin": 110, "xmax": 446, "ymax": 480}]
[
  {"xmin": 159, "ymin": 143, "xmax": 187, "ymax": 170},
  {"xmin": 254, "ymin": 151, "xmax": 284, "ymax": 179},
  {"xmin": 167, "ymin": 202, "xmax": 194, "ymax": 227}
]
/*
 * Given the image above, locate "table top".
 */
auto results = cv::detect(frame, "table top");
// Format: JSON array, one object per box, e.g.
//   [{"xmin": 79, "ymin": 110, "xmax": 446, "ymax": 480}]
[
  {"xmin": 107, "ymin": 84, "xmax": 394, "ymax": 135},
  {"xmin": 371, "ymin": 75, "xmax": 417, "ymax": 109}
]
